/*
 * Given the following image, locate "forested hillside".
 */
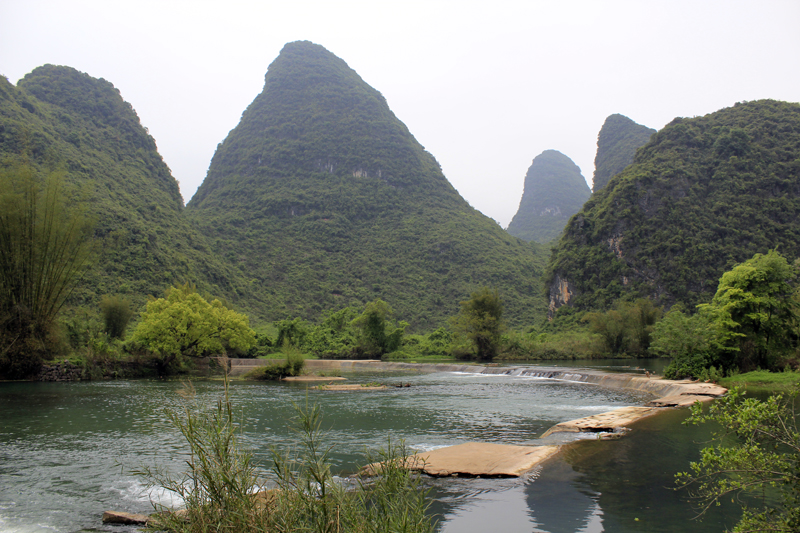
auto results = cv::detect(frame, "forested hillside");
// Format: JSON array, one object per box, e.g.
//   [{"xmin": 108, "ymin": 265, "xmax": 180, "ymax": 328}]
[
  {"xmin": 592, "ymin": 114, "xmax": 655, "ymax": 193},
  {"xmin": 506, "ymin": 150, "xmax": 590, "ymax": 244},
  {"xmin": 0, "ymin": 67, "xmax": 249, "ymax": 309},
  {"xmin": 187, "ymin": 41, "xmax": 549, "ymax": 328},
  {"xmin": 547, "ymin": 99, "xmax": 800, "ymax": 313}
]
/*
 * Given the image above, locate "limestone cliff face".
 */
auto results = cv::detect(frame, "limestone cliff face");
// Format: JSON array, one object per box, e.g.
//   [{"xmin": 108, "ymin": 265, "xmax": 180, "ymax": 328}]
[
  {"xmin": 507, "ymin": 150, "xmax": 591, "ymax": 244},
  {"xmin": 547, "ymin": 274, "xmax": 574, "ymax": 318}
]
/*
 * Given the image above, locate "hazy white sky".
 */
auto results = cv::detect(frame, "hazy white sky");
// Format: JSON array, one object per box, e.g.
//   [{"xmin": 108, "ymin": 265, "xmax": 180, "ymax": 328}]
[{"xmin": 2, "ymin": 0, "xmax": 799, "ymax": 227}]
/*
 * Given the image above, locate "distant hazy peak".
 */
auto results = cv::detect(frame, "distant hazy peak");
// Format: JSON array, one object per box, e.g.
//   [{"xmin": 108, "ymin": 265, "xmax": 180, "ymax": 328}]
[{"xmin": 506, "ymin": 149, "xmax": 590, "ymax": 244}]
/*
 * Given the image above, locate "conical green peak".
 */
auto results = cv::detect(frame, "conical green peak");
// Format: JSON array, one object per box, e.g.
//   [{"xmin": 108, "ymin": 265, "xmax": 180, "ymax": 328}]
[
  {"xmin": 186, "ymin": 42, "xmax": 548, "ymax": 327},
  {"xmin": 189, "ymin": 40, "xmax": 452, "ymax": 211},
  {"xmin": 0, "ymin": 65, "xmax": 247, "ymax": 309}
]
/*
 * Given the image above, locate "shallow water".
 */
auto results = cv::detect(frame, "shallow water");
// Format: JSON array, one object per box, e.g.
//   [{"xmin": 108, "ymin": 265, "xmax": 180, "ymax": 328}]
[{"xmin": 0, "ymin": 365, "xmax": 737, "ymax": 532}]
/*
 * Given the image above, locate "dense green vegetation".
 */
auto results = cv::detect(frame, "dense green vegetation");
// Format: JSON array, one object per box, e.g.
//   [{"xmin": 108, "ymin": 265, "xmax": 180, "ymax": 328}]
[
  {"xmin": 583, "ymin": 298, "xmax": 661, "ymax": 356},
  {"xmin": 652, "ymin": 250, "xmax": 799, "ymax": 379},
  {"xmin": 547, "ymin": 100, "xmax": 800, "ymax": 313},
  {"xmin": 506, "ymin": 150, "xmax": 591, "ymax": 244},
  {"xmin": 186, "ymin": 41, "xmax": 549, "ymax": 329},
  {"xmin": 592, "ymin": 114, "xmax": 655, "ymax": 193},
  {"xmin": 677, "ymin": 387, "xmax": 800, "ymax": 532},
  {"xmin": 0, "ymin": 67, "xmax": 252, "ymax": 315}
]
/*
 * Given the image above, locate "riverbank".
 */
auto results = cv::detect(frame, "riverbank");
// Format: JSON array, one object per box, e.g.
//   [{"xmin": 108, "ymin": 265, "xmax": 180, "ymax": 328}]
[{"xmin": 719, "ymin": 369, "xmax": 800, "ymax": 393}]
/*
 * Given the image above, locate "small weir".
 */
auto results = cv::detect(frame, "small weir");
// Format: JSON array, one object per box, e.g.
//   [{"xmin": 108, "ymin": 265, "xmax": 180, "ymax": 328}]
[{"xmin": 227, "ymin": 358, "xmax": 726, "ymax": 405}]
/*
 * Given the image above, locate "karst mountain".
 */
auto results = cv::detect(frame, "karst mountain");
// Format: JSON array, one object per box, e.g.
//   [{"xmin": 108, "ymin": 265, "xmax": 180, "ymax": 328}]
[
  {"xmin": 592, "ymin": 114, "xmax": 655, "ymax": 193},
  {"xmin": 506, "ymin": 150, "xmax": 591, "ymax": 244},
  {"xmin": 186, "ymin": 41, "xmax": 548, "ymax": 327},
  {"xmin": 0, "ymin": 66, "xmax": 247, "ymax": 309},
  {"xmin": 546, "ymin": 99, "xmax": 800, "ymax": 314}
]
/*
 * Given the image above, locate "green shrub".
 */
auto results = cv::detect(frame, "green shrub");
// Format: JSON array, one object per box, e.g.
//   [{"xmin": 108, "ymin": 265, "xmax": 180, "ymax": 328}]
[{"xmin": 244, "ymin": 352, "xmax": 305, "ymax": 380}]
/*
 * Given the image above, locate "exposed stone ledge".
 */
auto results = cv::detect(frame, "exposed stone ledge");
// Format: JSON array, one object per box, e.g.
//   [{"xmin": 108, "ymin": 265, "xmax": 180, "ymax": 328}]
[
  {"xmin": 102, "ymin": 510, "xmax": 150, "ymax": 524},
  {"xmin": 540, "ymin": 406, "xmax": 662, "ymax": 438},
  {"xmin": 314, "ymin": 383, "xmax": 387, "ymax": 391},
  {"xmin": 365, "ymin": 443, "xmax": 562, "ymax": 478},
  {"xmin": 281, "ymin": 376, "xmax": 347, "ymax": 382}
]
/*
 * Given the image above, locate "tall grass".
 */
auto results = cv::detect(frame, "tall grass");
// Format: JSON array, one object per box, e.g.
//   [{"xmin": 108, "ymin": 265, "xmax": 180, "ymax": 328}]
[{"xmin": 135, "ymin": 379, "xmax": 435, "ymax": 532}]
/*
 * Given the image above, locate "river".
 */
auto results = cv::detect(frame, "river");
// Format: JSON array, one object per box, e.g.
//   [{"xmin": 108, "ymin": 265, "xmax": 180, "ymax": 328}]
[{"xmin": 0, "ymin": 361, "xmax": 740, "ymax": 532}]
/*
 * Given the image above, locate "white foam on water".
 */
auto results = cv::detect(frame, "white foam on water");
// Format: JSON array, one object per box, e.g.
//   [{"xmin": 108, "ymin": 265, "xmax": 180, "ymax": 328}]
[
  {"xmin": 410, "ymin": 443, "xmax": 451, "ymax": 453},
  {"xmin": 0, "ymin": 511, "xmax": 60, "ymax": 533},
  {"xmin": 111, "ymin": 478, "xmax": 185, "ymax": 510},
  {"xmin": 573, "ymin": 404, "xmax": 632, "ymax": 411},
  {"xmin": 448, "ymin": 371, "xmax": 496, "ymax": 377}
]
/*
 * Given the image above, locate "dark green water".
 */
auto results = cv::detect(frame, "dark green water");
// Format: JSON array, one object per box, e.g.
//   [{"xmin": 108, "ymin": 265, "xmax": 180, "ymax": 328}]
[{"xmin": 0, "ymin": 364, "xmax": 738, "ymax": 532}]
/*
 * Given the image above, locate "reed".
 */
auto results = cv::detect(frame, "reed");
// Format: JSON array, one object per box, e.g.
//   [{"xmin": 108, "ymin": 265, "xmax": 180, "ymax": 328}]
[{"xmin": 136, "ymin": 378, "xmax": 435, "ymax": 532}]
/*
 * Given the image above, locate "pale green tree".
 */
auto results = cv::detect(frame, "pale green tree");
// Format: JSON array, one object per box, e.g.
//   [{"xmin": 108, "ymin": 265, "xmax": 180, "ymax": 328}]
[
  {"xmin": 657, "ymin": 250, "xmax": 800, "ymax": 378},
  {"xmin": 133, "ymin": 283, "xmax": 256, "ymax": 372},
  {"xmin": 700, "ymin": 249, "xmax": 799, "ymax": 371}
]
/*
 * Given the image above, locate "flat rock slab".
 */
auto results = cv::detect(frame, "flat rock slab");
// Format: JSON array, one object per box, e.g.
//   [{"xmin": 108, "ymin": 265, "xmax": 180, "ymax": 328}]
[
  {"xmin": 541, "ymin": 406, "xmax": 661, "ymax": 438},
  {"xmin": 646, "ymin": 380, "xmax": 727, "ymax": 407},
  {"xmin": 403, "ymin": 442, "xmax": 560, "ymax": 477},
  {"xmin": 315, "ymin": 384, "xmax": 387, "ymax": 391},
  {"xmin": 102, "ymin": 510, "xmax": 150, "ymax": 524},
  {"xmin": 282, "ymin": 376, "xmax": 347, "ymax": 382},
  {"xmin": 648, "ymin": 394, "xmax": 715, "ymax": 407}
]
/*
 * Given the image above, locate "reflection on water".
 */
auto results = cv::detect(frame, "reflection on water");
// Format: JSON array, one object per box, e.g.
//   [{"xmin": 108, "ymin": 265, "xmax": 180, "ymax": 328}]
[{"xmin": 0, "ymin": 368, "xmax": 736, "ymax": 532}]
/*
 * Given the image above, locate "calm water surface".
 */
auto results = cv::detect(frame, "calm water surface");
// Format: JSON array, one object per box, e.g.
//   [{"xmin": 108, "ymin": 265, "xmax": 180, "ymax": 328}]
[{"xmin": 0, "ymin": 363, "xmax": 738, "ymax": 532}]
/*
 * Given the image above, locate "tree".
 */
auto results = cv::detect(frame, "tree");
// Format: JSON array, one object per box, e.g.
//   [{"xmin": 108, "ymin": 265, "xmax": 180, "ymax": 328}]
[
  {"xmin": 351, "ymin": 299, "xmax": 407, "ymax": 358},
  {"xmin": 0, "ymin": 161, "xmax": 94, "ymax": 378},
  {"xmin": 657, "ymin": 251, "xmax": 800, "ymax": 379},
  {"xmin": 132, "ymin": 283, "xmax": 256, "ymax": 372},
  {"xmin": 651, "ymin": 304, "xmax": 718, "ymax": 379},
  {"xmin": 701, "ymin": 250, "xmax": 799, "ymax": 371},
  {"xmin": 676, "ymin": 387, "xmax": 800, "ymax": 532},
  {"xmin": 584, "ymin": 299, "xmax": 662, "ymax": 356},
  {"xmin": 99, "ymin": 294, "xmax": 133, "ymax": 339},
  {"xmin": 451, "ymin": 287, "xmax": 504, "ymax": 360}
]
